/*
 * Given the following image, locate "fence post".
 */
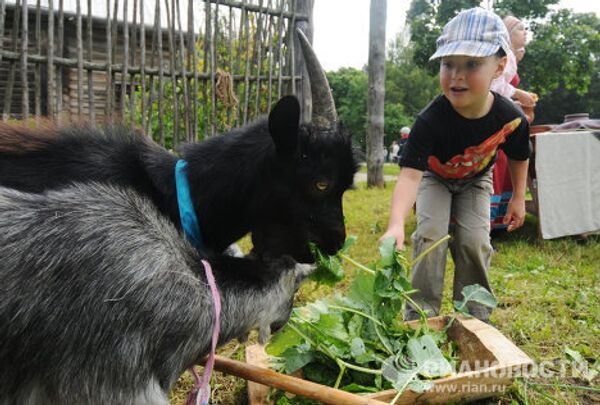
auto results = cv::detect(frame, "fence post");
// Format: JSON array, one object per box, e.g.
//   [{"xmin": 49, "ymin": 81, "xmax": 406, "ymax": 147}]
[{"xmin": 293, "ymin": 0, "xmax": 312, "ymax": 124}]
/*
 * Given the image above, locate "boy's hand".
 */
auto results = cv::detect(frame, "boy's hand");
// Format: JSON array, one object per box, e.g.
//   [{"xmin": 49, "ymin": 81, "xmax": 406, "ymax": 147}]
[
  {"xmin": 504, "ymin": 197, "xmax": 526, "ymax": 232},
  {"xmin": 380, "ymin": 225, "xmax": 405, "ymax": 250}
]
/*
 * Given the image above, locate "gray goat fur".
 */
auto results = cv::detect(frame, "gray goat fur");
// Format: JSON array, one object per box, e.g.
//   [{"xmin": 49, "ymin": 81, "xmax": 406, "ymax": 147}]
[{"xmin": 0, "ymin": 182, "xmax": 313, "ymax": 405}]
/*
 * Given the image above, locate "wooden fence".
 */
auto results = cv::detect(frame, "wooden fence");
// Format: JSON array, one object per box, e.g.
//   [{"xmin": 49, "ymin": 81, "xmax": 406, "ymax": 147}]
[{"xmin": 0, "ymin": 0, "xmax": 313, "ymax": 147}]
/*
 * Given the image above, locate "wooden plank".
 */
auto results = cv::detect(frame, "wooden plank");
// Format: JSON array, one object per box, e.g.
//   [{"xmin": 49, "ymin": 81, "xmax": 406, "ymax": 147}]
[{"xmin": 214, "ymin": 354, "xmax": 388, "ymax": 405}]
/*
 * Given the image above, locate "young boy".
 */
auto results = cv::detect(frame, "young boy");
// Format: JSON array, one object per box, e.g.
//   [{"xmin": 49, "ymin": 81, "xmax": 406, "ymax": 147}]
[{"xmin": 381, "ymin": 8, "xmax": 530, "ymax": 323}]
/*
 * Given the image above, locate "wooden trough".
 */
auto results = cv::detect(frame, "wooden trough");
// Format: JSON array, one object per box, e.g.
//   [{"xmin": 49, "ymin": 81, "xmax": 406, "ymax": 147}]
[{"xmin": 212, "ymin": 316, "xmax": 534, "ymax": 404}]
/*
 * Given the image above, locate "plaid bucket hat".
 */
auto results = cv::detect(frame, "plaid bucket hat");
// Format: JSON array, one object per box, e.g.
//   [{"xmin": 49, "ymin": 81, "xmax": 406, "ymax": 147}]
[{"xmin": 429, "ymin": 8, "xmax": 511, "ymax": 61}]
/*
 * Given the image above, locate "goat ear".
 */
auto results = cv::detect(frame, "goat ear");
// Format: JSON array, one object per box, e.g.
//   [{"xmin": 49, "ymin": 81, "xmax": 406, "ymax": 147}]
[{"xmin": 268, "ymin": 96, "xmax": 300, "ymax": 156}]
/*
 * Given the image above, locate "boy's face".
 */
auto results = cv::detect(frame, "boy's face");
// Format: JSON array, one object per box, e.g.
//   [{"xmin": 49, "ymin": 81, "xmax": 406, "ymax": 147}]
[{"xmin": 439, "ymin": 55, "xmax": 506, "ymax": 118}]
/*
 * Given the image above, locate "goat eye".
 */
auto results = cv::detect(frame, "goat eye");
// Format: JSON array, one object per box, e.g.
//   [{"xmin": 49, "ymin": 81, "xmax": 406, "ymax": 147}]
[{"xmin": 315, "ymin": 181, "xmax": 329, "ymax": 192}]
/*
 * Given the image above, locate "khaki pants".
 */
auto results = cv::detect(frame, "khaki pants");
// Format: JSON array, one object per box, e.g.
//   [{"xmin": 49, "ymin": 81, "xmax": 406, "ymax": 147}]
[{"xmin": 406, "ymin": 170, "xmax": 495, "ymax": 322}]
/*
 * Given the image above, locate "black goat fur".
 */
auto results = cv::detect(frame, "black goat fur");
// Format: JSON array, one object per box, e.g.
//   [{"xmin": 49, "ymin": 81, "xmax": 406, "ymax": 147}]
[{"xmin": 0, "ymin": 96, "xmax": 358, "ymax": 262}]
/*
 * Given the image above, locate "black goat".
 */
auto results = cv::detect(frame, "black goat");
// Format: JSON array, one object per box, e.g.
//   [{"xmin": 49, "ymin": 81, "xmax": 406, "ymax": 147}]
[
  {"xmin": 0, "ymin": 32, "xmax": 357, "ymax": 262},
  {"xmin": 0, "ymin": 182, "xmax": 313, "ymax": 404}
]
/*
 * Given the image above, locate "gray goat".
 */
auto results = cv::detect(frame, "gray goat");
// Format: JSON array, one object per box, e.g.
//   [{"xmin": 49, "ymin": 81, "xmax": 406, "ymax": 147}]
[{"xmin": 0, "ymin": 183, "xmax": 313, "ymax": 405}]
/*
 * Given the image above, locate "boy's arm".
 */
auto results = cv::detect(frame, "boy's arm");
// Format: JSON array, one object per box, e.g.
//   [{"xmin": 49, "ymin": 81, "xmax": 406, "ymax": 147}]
[
  {"xmin": 380, "ymin": 167, "xmax": 423, "ymax": 249},
  {"xmin": 504, "ymin": 159, "xmax": 529, "ymax": 232}
]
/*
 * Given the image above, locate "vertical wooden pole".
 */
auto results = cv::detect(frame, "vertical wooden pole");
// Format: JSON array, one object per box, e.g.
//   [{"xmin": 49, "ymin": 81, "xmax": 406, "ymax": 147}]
[
  {"xmin": 293, "ymin": 0, "xmax": 313, "ymax": 123},
  {"xmin": 129, "ymin": 0, "xmax": 137, "ymax": 129},
  {"xmin": 164, "ymin": 0, "xmax": 179, "ymax": 147},
  {"xmin": 275, "ymin": 0, "xmax": 284, "ymax": 99},
  {"xmin": 46, "ymin": 0, "xmax": 55, "ymax": 119},
  {"xmin": 227, "ymin": 5, "xmax": 234, "ymax": 127},
  {"xmin": 76, "ymin": 0, "xmax": 83, "ymax": 117},
  {"xmin": 233, "ymin": 5, "xmax": 245, "ymax": 128},
  {"xmin": 188, "ymin": 0, "xmax": 197, "ymax": 140},
  {"xmin": 87, "ymin": 0, "xmax": 95, "ymax": 124},
  {"xmin": 366, "ymin": 0, "xmax": 386, "ymax": 188},
  {"xmin": 139, "ymin": 0, "xmax": 146, "ymax": 133},
  {"xmin": 209, "ymin": 0, "xmax": 217, "ymax": 136},
  {"xmin": 20, "ymin": 0, "xmax": 29, "ymax": 121},
  {"xmin": 175, "ymin": 0, "xmax": 190, "ymax": 141},
  {"xmin": 156, "ymin": 0, "xmax": 165, "ymax": 145},
  {"xmin": 253, "ymin": 0, "xmax": 264, "ymax": 117},
  {"xmin": 35, "ymin": 0, "xmax": 41, "ymax": 119},
  {"xmin": 241, "ymin": 4, "xmax": 250, "ymax": 125},
  {"xmin": 266, "ymin": 0, "xmax": 274, "ymax": 110},
  {"xmin": 105, "ymin": 0, "xmax": 113, "ymax": 121},
  {"xmin": 3, "ymin": 0, "xmax": 20, "ymax": 121},
  {"xmin": 202, "ymin": 0, "xmax": 210, "ymax": 137},
  {"xmin": 121, "ymin": 0, "xmax": 129, "ymax": 118},
  {"xmin": 57, "ymin": 0, "xmax": 63, "ymax": 121}
]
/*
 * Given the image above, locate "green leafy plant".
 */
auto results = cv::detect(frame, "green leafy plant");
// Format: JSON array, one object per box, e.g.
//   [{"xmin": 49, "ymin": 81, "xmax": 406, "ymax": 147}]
[{"xmin": 267, "ymin": 237, "xmax": 497, "ymax": 403}]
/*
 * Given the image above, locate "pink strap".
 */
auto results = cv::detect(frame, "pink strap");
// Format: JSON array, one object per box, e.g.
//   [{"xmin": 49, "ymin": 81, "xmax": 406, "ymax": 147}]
[{"xmin": 186, "ymin": 259, "xmax": 221, "ymax": 405}]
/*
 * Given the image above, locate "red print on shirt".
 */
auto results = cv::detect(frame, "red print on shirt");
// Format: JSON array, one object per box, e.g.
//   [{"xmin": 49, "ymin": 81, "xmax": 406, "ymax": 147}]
[{"xmin": 428, "ymin": 118, "xmax": 522, "ymax": 179}]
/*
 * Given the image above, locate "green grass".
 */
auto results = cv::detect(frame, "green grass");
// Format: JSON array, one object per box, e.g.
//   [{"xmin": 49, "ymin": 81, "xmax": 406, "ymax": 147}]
[
  {"xmin": 358, "ymin": 162, "xmax": 401, "ymax": 177},
  {"xmin": 171, "ymin": 180, "xmax": 600, "ymax": 404}
]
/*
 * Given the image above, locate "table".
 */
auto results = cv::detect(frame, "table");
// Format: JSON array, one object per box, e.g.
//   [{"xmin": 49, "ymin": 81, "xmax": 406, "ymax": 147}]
[{"xmin": 529, "ymin": 130, "xmax": 600, "ymax": 239}]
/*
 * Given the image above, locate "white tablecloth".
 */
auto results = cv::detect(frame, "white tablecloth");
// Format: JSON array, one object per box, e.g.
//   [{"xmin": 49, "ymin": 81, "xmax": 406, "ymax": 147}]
[{"xmin": 535, "ymin": 130, "xmax": 600, "ymax": 239}]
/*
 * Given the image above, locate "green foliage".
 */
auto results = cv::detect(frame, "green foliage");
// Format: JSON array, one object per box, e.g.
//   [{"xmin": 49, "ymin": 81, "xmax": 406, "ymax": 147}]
[
  {"xmin": 267, "ymin": 239, "xmax": 496, "ymax": 400},
  {"xmin": 327, "ymin": 68, "xmax": 369, "ymax": 150},
  {"xmin": 453, "ymin": 284, "xmax": 498, "ymax": 316},
  {"xmin": 308, "ymin": 236, "xmax": 356, "ymax": 286},
  {"xmin": 519, "ymin": 9, "xmax": 600, "ymax": 123}
]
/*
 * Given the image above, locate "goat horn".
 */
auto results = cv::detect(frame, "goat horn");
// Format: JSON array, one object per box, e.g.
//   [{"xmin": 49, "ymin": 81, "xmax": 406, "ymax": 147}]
[{"xmin": 296, "ymin": 28, "xmax": 338, "ymax": 129}]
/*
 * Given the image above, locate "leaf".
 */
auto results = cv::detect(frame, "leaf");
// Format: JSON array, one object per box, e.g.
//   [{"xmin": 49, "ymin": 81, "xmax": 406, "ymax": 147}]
[
  {"xmin": 279, "ymin": 343, "xmax": 315, "ymax": 373},
  {"xmin": 453, "ymin": 284, "xmax": 497, "ymax": 313},
  {"xmin": 565, "ymin": 347, "xmax": 599, "ymax": 383},
  {"xmin": 378, "ymin": 237, "xmax": 397, "ymax": 267},
  {"xmin": 317, "ymin": 312, "xmax": 349, "ymax": 342},
  {"xmin": 340, "ymin": 383, "xmax": 379, "ymax": 393},
  {"xmin": 340, "ymin": 235, "xmax": 357, "ymax": 254},
  {"xmin": 406, "ymin": 335, "xmax": 453, "ymax": 378},
  {"xmin": 382, "ymin": 356, "xmax": 421, "ymax": 395},
  {"xmin": 267, "ymin": 325, "xmax": 305, "ymax": 357},
  {"xmin": 348, "ymin": 268, "xmax": 375, "ymax": 309},
  {"xmin": 309, "ymin": 252, "xmax": 345, "ymax": 286},
  {"xmin": 350, "ymin": 336, "xmax": 377, "ymax": 364}
]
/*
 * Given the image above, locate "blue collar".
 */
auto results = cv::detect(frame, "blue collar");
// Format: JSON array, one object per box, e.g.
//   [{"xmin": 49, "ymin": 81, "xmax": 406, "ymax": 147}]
[{"xmin": 175, "ymin": 159, "xmax": 205, "ymax": 250}]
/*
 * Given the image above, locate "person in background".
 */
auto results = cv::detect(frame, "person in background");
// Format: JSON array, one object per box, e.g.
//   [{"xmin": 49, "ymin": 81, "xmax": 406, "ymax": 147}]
[
  {"xmin": 380, "ymin": 8, "xmax": 530, "ymax": 323},
  {"xmin": 398, "ymin": 126, "xmax": 411, "ymax": 162},
  {"xmin": 390, "ymin": 140, "xmax": 400, "ymax": 163},
  {"xmin": 491, "ymin": 15, "xmax": 537, "ymax": 113},
  {"xmin": 490, "ymin": 15, "xmax": 536, "ymax": 231}
]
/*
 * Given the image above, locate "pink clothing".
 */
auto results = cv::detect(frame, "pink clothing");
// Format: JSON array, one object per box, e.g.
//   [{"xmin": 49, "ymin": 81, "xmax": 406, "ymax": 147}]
[{"xmin": 491, "ymin": 49, "xmax": 518, "ymax": 98}]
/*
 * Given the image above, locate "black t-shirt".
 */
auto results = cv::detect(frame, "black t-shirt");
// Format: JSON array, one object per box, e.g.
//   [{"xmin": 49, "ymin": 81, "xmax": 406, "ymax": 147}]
[{"xmin": 399, "ymin": 92, "xmax": 530, "ymax": 179}]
